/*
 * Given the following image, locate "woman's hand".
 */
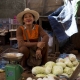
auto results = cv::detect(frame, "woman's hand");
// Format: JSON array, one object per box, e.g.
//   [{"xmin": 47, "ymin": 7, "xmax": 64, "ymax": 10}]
[
  {"xmin": 37, "ymin": 42, "xmax": 45, "ymax": 49},
  {"xmin": 36, "ymin": 49, "xmax": 42, "ymax": 59}
]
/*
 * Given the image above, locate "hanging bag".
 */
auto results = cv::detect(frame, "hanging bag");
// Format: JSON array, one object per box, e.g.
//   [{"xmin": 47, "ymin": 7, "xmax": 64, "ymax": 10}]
[{"xmin": 24, "ymin": 27, "xmax": 42, "ymax": 67}]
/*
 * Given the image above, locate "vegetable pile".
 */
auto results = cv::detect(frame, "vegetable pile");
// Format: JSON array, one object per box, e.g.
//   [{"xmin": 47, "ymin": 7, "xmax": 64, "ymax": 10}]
[{"xmin": 27, "ymin": 54, "xmax": 79, "ymax": 80}]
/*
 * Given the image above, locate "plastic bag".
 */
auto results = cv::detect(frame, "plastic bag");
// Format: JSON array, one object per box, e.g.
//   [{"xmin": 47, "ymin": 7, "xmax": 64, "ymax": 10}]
[{"xmin": 48, "ymin": 0, "xmax": 78, "ymax": 44}]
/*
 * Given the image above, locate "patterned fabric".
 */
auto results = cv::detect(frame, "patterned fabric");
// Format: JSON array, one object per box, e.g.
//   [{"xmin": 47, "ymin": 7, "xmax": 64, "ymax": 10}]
[{"xmin": 20, "ymin": 25, "xmax": 39, "ymax": 40}]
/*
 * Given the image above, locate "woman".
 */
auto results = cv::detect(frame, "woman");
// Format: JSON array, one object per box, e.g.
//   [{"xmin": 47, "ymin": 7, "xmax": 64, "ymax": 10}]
[{"xmin": 16, "ymin": 8, "xmax": 49, "ymax": 68}]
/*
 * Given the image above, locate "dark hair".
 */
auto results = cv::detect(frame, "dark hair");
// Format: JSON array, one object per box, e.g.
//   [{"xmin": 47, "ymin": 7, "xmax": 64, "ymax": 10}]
[{"xmin": 22, "ymin": 13, "xmax": 36, "ymax": 25}]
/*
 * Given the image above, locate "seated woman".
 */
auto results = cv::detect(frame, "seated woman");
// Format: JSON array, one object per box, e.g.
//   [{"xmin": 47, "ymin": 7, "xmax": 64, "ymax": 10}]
[{"xmin": 16, "ymin": 8, "xmax": 49, "ymax": 68}]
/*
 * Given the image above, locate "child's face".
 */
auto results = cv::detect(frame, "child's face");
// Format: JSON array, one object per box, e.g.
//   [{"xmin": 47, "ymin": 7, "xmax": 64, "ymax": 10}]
[{"xmin": 23, "ymin": 13, "xmax": 35, "ymax": 25}]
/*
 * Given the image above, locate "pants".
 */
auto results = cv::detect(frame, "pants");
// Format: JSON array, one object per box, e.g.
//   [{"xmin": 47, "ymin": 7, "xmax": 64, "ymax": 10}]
[{"xmin": 18, "ymin": 45, "xmax": 48, "ymax": 67}]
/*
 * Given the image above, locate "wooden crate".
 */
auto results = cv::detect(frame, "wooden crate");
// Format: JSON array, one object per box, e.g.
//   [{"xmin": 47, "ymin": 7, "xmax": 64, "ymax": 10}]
[
  {"xmin": 77, "ymin": 6, "xmax": 80, "ymax": 17},
  {"xmin": 39, "ymin": 16, "xmax": 59, "ymax": 54},
  {"xmin": 0, "ymin": 18, "xmax": 11, "ymax": 32},
  {"xmin": 9, "ymin": 19, "xmax": 20, "ymax": 46},
  {"xmin": 0, "ymin": 35, "xmax": 6, "ymax": 45},
  {"xmin": 0, "ymin": 32, "xmax": 10, "ymax": 45},
  {"xmin": 71, "ymin": 24, "xmax": 80, "ymax": 49}
]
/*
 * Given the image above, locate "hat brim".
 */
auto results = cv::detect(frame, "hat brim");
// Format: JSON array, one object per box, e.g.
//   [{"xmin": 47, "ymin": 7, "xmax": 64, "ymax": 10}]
[{"xmin": 17, "ymin": 10, "xmax": 39, "ymax": 24}]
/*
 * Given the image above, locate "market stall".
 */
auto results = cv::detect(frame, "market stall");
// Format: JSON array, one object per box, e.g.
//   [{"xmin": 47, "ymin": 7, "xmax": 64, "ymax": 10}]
[
  {"xmin": 0, "ymin": 49, "xmax": 80, "ymax": 80},
  {"xmin": 0, "ymin": 0, "xmax": 80, "ymax": 80}
]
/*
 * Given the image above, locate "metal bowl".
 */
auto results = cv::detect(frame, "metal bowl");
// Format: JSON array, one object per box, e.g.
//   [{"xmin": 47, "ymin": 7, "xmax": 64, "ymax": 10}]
[{"xmin": 2, "ymin": 52, "xmax": 23, "ymax": 61}]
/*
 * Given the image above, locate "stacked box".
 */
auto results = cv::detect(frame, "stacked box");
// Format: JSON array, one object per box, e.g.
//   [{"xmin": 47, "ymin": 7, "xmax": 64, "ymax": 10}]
[
  {"xmin": 9, "ymin": 19, "xmax": 20, "ymax": 46},
  {"xmin": 0, "ymin": 18, "xmax": 11, "ymax": 33},
  {"xmin": 0, "ymin": 18, "xmax": 11, "ymax": 45},
  {"xmin": 9, "ymin": 19, "xmax": 20, "ymax": 31}
]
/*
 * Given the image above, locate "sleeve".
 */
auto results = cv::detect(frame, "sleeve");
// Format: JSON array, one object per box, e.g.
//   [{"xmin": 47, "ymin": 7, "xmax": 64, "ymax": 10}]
[
  {"xmin": 38, "ymin": 26, "xmax": 49, "ymax": 44},
  {"xmin": 16, "ymin": 27, "xmax": 37, "ymax": 48}
]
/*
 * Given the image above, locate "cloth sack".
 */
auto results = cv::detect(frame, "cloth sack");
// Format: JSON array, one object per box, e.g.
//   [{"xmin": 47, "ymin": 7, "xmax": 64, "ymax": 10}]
[{"xmin": 27, "ymin": 47, "xmax": 42, "ymax": 67}]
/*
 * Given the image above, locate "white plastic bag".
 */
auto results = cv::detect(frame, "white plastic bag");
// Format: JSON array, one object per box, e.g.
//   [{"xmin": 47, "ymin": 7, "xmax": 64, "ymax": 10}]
[{"xmin": 48, "ymin": 35, "xmax": 53, "ymax": 47}]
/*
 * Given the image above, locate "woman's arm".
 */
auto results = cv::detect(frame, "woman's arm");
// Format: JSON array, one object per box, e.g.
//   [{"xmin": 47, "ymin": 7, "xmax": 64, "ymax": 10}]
[
  {"xmin": 39, "ymin": 26, "xmax": 49, "ymax": 44},
  {"xmin": 16, "ymin": 27, "xmax": 37, "ymax": 48}
]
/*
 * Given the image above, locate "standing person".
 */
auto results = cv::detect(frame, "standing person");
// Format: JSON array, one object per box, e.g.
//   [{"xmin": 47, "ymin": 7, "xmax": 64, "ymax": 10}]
[{"xmin": 16, "ymin": 8, "xmax": 49, "ymax": 68}]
